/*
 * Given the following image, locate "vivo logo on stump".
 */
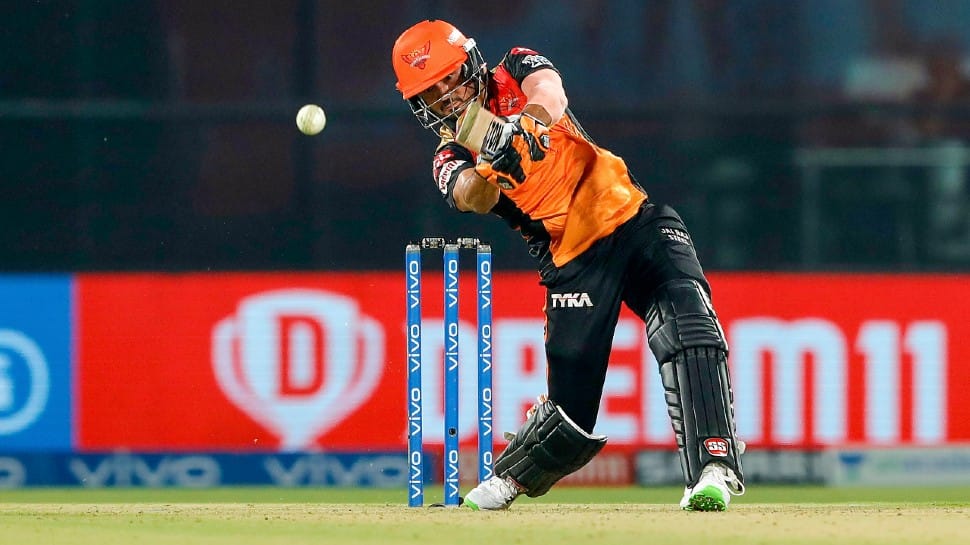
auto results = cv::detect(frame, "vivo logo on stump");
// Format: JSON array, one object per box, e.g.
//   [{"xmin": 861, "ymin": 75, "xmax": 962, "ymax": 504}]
[{"xmin": 212, "ymin": 290, "xmax": 383, "ymax": 450}]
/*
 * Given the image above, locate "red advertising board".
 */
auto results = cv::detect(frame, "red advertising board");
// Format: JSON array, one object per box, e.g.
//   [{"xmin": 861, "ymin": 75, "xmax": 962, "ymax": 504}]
[{"xmin": 75, "ymin": 272, "xmax": 970, "ymax": 451}]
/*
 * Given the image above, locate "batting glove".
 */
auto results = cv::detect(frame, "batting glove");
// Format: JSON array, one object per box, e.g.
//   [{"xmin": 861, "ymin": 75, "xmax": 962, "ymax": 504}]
[{"xmin": 475, "ymin": 113, "xmax": 550, "ymax": 187}]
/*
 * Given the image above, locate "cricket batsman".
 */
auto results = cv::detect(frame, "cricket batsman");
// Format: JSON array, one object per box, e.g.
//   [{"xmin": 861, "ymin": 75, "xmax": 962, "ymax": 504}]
[{"xmin": 392, "ymin": 19, "xmax": 746, "ymax": 511}]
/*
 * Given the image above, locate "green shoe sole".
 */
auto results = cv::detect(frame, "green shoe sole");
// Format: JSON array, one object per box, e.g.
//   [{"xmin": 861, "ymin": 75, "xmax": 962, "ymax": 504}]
[{"xmin": 684, "ymin": 485, "xmax": 727, "ymax": 512}]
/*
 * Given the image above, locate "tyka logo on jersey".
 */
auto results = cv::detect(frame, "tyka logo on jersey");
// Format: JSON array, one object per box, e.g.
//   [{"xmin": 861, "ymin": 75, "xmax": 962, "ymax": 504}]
[
  {"xmin": 550, "ymin": 292, "xmax": 593, "ymax": 308},
  {"xmin": 703, "ymin": 438, "xmax": 730, "ymax": 457},
  {"xmin": 212, "ymin": 290, "xmax": 383, "ymax": 450}
]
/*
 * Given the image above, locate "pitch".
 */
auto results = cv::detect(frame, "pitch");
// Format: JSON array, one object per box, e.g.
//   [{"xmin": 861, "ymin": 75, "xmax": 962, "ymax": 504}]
[{"xmin": 1, "ymin": 486, "xmax": 967, "ymax": 545}]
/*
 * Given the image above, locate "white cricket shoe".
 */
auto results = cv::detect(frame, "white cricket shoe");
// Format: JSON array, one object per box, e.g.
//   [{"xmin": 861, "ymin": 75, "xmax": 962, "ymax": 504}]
[
  {"xmin": 463, "ymin": 476, "xmax": 521, "ymax": 511},
  {"xmin": 679, "ymin": 462, "xmax": 745, "ymax": 512}
]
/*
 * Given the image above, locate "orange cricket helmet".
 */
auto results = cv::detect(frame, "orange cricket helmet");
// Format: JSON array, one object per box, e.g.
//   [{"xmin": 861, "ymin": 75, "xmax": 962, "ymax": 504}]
[{"xmin": 392, "ymin": 20, "xmax": 487, "ymax": 131}]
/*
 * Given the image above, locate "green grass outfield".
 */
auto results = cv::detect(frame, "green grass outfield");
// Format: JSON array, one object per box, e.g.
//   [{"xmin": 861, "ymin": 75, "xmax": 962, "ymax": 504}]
[{"xmin": 1, "ymin": 486, "xmax": 968, "ymax": 545}]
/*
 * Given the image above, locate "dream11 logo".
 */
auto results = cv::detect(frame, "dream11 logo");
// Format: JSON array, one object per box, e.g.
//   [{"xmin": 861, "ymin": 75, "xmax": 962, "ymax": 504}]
[
  {"xmin": 731, "ymin": 318, "xmax": 948, "ymax": 445},
  {"xmin": 212, "ymin": 290, "xmax": 383, "ymax": 450}
]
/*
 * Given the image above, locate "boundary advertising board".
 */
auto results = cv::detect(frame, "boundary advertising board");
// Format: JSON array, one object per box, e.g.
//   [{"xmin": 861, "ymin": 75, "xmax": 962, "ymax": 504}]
[{"xmin": 71, "ymin": 273, "xmax": 969, "ymax": 451}]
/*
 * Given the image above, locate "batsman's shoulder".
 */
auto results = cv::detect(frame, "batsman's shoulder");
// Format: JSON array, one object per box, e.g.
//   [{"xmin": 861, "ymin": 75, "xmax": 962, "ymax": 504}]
[{"xmin": 501, "ymin": 46, "xmax": 558, "ymax": 75}]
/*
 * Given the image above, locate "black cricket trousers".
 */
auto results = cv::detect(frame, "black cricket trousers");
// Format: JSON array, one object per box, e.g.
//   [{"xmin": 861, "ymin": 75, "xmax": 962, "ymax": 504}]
[{"xmin": 539, "ymin": 202, "xmax": 711, "ymax": 433}]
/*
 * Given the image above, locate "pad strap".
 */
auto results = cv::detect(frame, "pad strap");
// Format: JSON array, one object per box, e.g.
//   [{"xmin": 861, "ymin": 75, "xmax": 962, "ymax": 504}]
[{"xmin": 494, "ymin": 400, "xmax": 607, "ymax": 497}]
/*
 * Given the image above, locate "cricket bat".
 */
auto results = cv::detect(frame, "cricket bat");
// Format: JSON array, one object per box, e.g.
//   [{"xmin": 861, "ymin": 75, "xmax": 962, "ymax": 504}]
[{"xmin": 455, "ymin": 100, "xmax": 508, "ymax": 158}]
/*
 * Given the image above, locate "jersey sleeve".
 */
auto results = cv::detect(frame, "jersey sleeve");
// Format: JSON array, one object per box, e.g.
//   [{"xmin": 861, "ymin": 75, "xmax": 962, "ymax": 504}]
[
  {"xmin": 432, "ymin": 142, "xmax": 475, "ymax": 209},
  {"xmin": 498, "ymin": 47, "xmax": 560, "ymax": 84}
]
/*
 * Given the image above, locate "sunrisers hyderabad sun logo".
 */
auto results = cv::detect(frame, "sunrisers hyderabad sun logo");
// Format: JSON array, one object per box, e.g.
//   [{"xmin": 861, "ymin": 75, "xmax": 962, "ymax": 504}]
[{"xmin": 402, "ymin": 41, "xmax": 431, "ymax": 69}]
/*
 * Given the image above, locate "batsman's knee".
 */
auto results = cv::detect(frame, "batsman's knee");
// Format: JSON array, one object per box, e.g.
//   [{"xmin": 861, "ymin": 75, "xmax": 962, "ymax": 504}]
[
  {"xmin": 493, "ymin": 400, "xmax": 607, "ymax": 497},
  {"xmin": 645, "ymin": 278, "xmax": 727, "ymax": 362}
]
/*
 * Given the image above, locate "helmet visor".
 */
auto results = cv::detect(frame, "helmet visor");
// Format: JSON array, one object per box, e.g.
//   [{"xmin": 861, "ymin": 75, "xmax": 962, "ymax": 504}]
[{"xmin": 408, "ymin": 45, "xmax": 485, "ymax": 131}]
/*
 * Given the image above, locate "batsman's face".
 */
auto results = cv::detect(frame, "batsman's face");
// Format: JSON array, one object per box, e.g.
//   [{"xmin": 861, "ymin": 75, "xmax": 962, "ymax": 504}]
[{"xmin": 418, "ymin": 67, "xmax": 477, "ymax": 117}]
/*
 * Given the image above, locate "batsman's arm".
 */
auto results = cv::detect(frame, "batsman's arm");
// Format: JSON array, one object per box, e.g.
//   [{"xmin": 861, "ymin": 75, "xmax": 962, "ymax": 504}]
[
  {"xmin": 520, "ymin": 68, "xmax": 567, "ymax": 126},
  {"xmin": 454, "ymin": 167, "xmax": 500, "ymax": 214},
  {"xmin": 433, "ymin": 143, "xmax": 499, "ymax": 214}
]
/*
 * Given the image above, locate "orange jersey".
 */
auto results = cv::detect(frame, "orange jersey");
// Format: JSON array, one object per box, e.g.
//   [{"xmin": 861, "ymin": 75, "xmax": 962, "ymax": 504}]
[{"xmin": 432, "ymin": 47, "xmax": 647, "ymax": 267}]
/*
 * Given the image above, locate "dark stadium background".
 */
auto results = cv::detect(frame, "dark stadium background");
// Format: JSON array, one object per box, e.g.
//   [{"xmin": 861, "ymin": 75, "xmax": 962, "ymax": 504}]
[{"xmin": 3, "ymin": 0, "xmax": 969, "ymax": 273}]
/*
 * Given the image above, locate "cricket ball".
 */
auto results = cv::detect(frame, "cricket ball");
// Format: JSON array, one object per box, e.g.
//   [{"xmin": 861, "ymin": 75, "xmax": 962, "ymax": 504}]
[{"xmin": 296, "ymin": 104, "xmax": 327, "ymax": 135}]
